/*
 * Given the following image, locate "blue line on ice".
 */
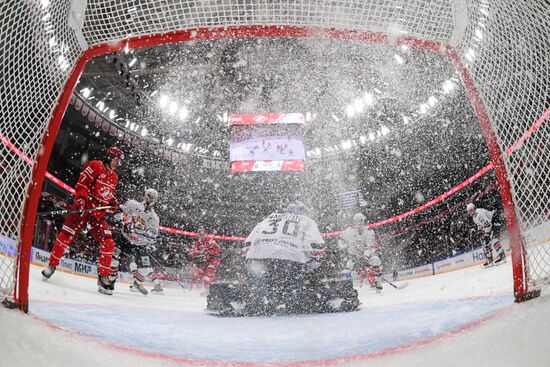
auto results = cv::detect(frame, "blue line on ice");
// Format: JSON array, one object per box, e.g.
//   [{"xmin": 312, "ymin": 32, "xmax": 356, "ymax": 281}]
[{"xmin": 30, "ymin": 295, "xmax": 511, "ymax": 363}]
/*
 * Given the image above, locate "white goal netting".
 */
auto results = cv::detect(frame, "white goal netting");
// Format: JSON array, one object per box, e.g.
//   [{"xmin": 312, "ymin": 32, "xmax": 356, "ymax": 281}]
[{"xmin": 0, "ymin": 0, "xmax": 548, "ymax": 304}]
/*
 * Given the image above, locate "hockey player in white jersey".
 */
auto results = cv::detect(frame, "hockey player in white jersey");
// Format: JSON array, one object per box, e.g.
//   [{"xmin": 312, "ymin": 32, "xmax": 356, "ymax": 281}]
[
  {"xmin": 338, "ymin": 213, "xmax": 382, "ymax": 290},
  {"xmin": 245, "ymin": 201, "xmax": 325, "ymax": 264},
  {"xmin": 243, "ymin": 201, "xmax": 325, "ymax": 314},
  {"xmin": 109, "ymin": 188, "xmax": 163, "ymax": 295},
  {"xmin": 467, "ymin": 203, "xmax": 506, "ymax": 267},
  {"xmin": 206, "ymin": 201, "xmax": 360, "ymax": 316}
]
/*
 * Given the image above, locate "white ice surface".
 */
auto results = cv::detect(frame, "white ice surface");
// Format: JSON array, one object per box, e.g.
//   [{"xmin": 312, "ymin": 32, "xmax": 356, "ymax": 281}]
[{"xmin": 1, "ymin": 261, "xmax": 549, "ymax": 367}]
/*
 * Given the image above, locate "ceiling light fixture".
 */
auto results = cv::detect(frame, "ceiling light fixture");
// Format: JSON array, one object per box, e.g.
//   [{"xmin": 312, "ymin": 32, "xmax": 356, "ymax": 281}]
[
  {"xmin": 179, "ymin": 106, "xmax": 189, "ymax": 120},
  {"xmin": 346, "ymin": 104, "xmax": 355, "ymax": 118},
  {"xmin": 394, "ymin": 54, "xmax": 405, "ymax": 64},
  {"xmin": 168, "ymin": 101, "xmax": 178, "ymax": 115},
  {"xmin": 363, "ymin": 92, "xmax": 374, "ymax": 106},
  {"xmin": 354, "ymin": 98, "xmax": 364, "ymax": 113},
  {"xmin": 80, "ymin": 88, "xmax": 91, "ymax": 98},
  {"xmin": 159, "ymin": 95, "xmax": 169, "ymax": 108}
]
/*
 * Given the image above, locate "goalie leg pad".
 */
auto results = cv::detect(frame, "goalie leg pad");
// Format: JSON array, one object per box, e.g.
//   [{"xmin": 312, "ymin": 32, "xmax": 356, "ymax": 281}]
[{"xmin": 207, "ymin": 282, "xmax": 248, "ymax": 316}]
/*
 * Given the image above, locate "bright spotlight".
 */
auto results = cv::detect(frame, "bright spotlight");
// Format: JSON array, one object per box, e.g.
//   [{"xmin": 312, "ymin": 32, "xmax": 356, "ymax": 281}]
[
  {"xmin": 159, "ymin": 95, "xmax": 169, "ymax": 108},
  {"xmin": 475, "ymin": 28, "xmax": 483, "ymax": 39},
  {"xmin": 354, "ymin": 98, "xmax": 364, "ymax": 113},
  {"xmin": 442, "ymin": 80, "xmax": 456, "ymax": 94},
  {"xmin": 363, "ymin": 92, "xmax": 374, "ymax": 106},
  {"xmin": 168, "ymin": 101, "xmax": 178, "ymax": 115},
  {"xmin": 179, "ymin": 106, "xmax": 189, "ymax": 120},
  {"xmin": 80, "ymin": 88, "xmax": 91, "ymax": 98},
  {"xmin": 465, "ymin": 48, "xmax": 476, "ymax": 62},
  {"xmin": 346, "ymin": 104, "xmax": 355, "ymax": 118},
  {"xmin": 394, "ymin": 54, "xmax": 405, "ymax": 64}
]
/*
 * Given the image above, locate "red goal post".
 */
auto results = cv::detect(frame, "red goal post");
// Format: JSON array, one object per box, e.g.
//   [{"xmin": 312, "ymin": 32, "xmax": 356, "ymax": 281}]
[{"xmin": 1, "ymin": 1, "xmax": 548, "ymax": 312}]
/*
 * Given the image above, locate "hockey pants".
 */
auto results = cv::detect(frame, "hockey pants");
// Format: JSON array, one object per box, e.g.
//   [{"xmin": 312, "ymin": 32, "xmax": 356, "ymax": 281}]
[
  {"xmin": 48, "ymin": 211, "xmax": 115, "ymax": 277},
  {"xmin": 190, "ymin": 259, "xmax": 220, "ymax": 288}
]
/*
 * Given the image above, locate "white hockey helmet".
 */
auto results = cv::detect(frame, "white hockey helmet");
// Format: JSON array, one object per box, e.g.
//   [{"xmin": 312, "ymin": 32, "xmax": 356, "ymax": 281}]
[
  {"xmin": 287, "ymin": 200, "xmax": 310, "ymax": 216},
  {"xmin": 353, "ymin": 212, "xmax": 366, "ymax": 225},
  {"xmin": 368, "ymin": 255, "xmax": 382, "ymax": 267},
  {"xmin": 144, "ymin": 188, "xmax": 159, "ymax": 204},
  {"xmin": 466, "ymin": 203, "xmax": 475, "ymax": 213}
]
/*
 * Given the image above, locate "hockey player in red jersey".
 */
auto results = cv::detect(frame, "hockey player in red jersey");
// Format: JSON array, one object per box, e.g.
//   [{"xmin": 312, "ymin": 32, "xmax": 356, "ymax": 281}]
[
  {"xmin": 41, "ymin": 147, "xmax": 124, "ymax": 295},
  {"xmin": 186, "ymin": 227, "xmax": 221, "ymax": 289}
]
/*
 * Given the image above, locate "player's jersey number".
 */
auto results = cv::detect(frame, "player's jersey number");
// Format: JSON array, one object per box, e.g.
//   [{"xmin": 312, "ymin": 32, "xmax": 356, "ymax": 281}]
[{"xmin": 262, "ymin": 219, "xmax": 299, "ymax": 237}]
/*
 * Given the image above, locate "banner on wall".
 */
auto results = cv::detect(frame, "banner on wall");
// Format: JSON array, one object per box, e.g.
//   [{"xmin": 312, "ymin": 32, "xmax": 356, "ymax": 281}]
[
  {"xmin": 0, "ymin": 234, "xmax": 17, "ymax": 257},
  {"xmin": 32, "ymin": 247, "xmax": 97, "ymax": 277}
]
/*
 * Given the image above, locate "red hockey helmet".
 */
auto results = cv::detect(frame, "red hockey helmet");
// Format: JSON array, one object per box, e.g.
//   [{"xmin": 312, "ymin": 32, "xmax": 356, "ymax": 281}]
[{"xmin": 106, "ymin": 146, "xmax": 124, "ymax": 160}]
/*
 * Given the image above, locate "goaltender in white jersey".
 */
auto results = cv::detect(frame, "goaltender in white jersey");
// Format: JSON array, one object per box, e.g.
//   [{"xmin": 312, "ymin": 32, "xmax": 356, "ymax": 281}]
[{"xmin": 246, "ymin": 203, "xmax": 325, "ymax": 264}]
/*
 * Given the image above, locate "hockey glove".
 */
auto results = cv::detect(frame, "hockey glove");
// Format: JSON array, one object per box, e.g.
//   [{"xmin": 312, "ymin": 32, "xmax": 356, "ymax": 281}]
[
  {"xmin": 72, "ymin": 196, "xmax": 87, "ymax": 212},
  {"xmin": 110, "ymin": 197, "xmax": 121, "ymax": 212}
]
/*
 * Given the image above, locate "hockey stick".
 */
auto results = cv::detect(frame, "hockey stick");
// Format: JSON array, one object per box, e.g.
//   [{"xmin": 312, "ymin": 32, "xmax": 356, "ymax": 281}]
[
  {"xmin": 37, "ymin": 205, "xmax": 113, "ymax": 217},
  {"xmin": 145, "ymin": 250, "xmax": 188, "ymax": 290},
  {"xmin": 378, "ymin": 275, "xmax": 409, "ymax": 290}
]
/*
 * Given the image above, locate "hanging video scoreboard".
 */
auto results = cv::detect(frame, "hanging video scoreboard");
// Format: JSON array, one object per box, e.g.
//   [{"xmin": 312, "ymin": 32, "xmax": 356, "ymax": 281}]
[{"xmin": 229, "ymin": 113, "xmax": 305, "ymax": 172}]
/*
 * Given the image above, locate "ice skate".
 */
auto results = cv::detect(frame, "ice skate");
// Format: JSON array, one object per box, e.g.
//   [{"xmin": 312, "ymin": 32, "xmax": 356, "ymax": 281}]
[
  {"xmin": 494, "ymin": 252, "xmax": 507, "ymax": 265},
  {"xmin": 131, "ymin": 279, "xmax": 148, "ymax": 295},
  {"xmin": 97, "ymin": 275, "xmax": 113, "ymax": 295},
  {"xmin": 41, "ymin": 265, "xmax": 55, "ymax": 281},
  {"xmin": 150, "ymin": 284, "xmax": 164, "ymax": 295},
  {"xmin": 482, "ymin": 259, "xmax": 494, "ymax": 268}
]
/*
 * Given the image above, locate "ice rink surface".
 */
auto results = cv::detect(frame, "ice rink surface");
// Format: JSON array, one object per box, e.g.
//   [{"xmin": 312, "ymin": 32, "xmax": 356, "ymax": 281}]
[{"xmin": 1, "ymin": 261, "xmax": 550, "ymax": 367}]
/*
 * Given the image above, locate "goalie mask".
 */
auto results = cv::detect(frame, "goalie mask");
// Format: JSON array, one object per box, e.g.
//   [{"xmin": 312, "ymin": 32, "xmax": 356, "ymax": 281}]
[{"xmin": 287, "ymin": 201, "xmax": 310, "ymax": 216}]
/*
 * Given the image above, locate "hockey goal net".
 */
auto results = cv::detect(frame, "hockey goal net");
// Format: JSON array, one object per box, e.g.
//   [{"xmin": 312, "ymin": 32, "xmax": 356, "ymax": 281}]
[{"xmin": 0, "ymin": 0, "xmax": 548, "ymax": 310}]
